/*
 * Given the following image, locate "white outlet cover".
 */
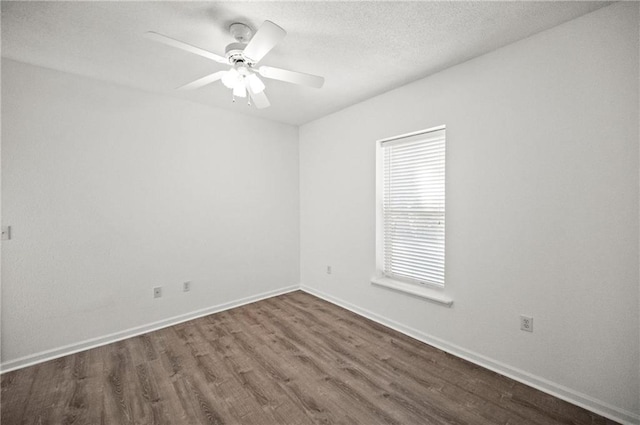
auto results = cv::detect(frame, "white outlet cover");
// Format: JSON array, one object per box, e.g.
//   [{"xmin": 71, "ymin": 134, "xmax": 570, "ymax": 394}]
[
  {"xmin": 154, "ymin": 287, "xmax": 162, "ymax": 298},
  {"xmin": 520, "ymin": 315, "xmax": 533, "ymax": 332},
  {"xmin": 183, "ymin": 281, "xmax": 191, "ymax": 292}
]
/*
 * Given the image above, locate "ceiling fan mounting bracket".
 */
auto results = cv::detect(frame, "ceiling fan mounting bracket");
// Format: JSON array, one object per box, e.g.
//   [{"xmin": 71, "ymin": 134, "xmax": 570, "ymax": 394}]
[{"xmin": 229, "ymin": 22, "xmax": 252, "ymax": 43}]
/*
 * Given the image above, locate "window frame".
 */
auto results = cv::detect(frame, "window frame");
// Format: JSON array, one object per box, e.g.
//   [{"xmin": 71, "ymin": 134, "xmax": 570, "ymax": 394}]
[{"xmin": 373, "ymin": 125, "xmax": 452, "ymax": 306}]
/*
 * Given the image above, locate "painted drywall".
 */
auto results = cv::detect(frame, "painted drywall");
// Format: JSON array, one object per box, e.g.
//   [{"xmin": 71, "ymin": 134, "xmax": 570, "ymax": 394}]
[
  {"xmin": 300, "ymin": 2, "xmax": 639, "ymax": 421},
  {"xmin": 0, "ymin": 57, "xmax": 3, "ymax": 368},
  {"xmin": 1, "ymin": 59, "xmax": 299, "ymax": 364}
]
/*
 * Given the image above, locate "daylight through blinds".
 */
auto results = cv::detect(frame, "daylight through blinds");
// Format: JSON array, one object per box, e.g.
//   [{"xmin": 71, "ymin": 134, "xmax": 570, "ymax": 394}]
[{"xmin": 382, "ymin": 128, "xmax": 445, "ymax": 286}]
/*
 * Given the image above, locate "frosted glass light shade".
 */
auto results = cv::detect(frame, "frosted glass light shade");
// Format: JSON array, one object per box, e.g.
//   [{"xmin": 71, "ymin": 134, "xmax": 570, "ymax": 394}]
[
  {"xmin": 233, "ymin": 82, "xmax": 247, "ymax": 98},
  {"xmin": 222, "ymin": 68, "xmax": 241, "ymax": 89}
]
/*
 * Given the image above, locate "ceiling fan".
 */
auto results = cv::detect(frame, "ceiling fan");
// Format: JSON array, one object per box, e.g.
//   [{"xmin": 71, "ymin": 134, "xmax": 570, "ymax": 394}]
[{"xmin": 145, "ymin": 21, "xmax": 325, "ymax": 109}]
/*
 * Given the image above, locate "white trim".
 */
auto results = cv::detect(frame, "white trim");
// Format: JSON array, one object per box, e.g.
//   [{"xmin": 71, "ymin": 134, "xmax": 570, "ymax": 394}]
[
  {"xmin": 371, "ymin": 276, "xmax": 453, "ymax": 306},
  {"xmin": 0, "ymin": 285, "xmax": 299, "ymax": 374},
  {"xmin": 300, "ymin": 285, "xmax": 640, "ymax": 425}
]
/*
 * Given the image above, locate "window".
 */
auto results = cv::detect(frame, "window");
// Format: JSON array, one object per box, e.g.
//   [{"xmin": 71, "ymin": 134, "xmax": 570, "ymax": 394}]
[{"xmin": 378, "ymin": 127, "xmax": 446, "ymax": 288}]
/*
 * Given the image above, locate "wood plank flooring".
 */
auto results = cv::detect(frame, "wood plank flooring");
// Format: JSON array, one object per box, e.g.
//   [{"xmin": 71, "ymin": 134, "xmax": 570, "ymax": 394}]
[{"xmin": 1, "ymin": 291, "xmax": 618, "ymax": 425}]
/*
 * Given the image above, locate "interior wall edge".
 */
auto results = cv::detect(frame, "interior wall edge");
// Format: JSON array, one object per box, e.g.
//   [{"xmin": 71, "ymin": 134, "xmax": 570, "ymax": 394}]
[
  {"xmin": 299, "ymin": 285, "xmax": 640, "ymax": 425},
  {"xmin": 0, "ymin": 284, "xmax": 299, "ymax": 374}
]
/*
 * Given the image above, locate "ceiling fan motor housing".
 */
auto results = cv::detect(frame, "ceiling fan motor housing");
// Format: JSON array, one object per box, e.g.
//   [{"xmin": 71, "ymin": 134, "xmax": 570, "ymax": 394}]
[
  {"xmin": 226, "ymin": 22, "xmax": 258, "ymax": 66},
  {"xmin": 225, "ymin": 42, "xmax": 251, "ymax": 65}
]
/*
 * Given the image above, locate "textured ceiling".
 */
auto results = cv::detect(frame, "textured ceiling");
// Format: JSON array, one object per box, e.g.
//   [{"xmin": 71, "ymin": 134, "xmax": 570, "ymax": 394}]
[{"xmin": 1, "ymin": 1, "xmax": 611, "ymax": 126}]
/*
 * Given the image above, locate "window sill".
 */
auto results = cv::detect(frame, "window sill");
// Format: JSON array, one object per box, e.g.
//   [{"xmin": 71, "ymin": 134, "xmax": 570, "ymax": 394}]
[{"xmin": 371, "ymin": 277, "xmax": 453, "ymax": 307}]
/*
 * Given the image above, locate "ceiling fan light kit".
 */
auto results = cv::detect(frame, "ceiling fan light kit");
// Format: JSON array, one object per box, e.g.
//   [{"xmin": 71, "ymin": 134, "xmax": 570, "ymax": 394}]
[
  {"xmin": 221, "ymin": 67, "xmax": 243, "ymax": 89},
  {"xmin": 145, "ymin": 20, "xmax": 324, "ymax": 109}
]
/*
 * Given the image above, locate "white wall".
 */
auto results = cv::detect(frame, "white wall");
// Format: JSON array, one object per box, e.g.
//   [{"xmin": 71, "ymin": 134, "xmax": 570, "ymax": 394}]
[
  {"xmin": 300, "ymin": 3, "xmax": 639, "ymax": 422},
  {"xmin": 2, "ymin": 2, "xmax": 638, "ymax": 422},
  {"xmin": 1, "ymin": 60, "xmax": 300, "ymax": 365}
]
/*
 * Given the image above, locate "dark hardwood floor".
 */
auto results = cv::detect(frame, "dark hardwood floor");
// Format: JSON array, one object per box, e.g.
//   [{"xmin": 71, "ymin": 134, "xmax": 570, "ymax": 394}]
[{"xmin": 1, "ymin": 291, "xmax": 618, "ymax": 424}]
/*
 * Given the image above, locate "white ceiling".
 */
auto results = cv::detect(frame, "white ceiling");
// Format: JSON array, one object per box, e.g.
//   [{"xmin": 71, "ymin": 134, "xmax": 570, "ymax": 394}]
[{"xmin": 2, "ymin": 1, "xmax": 611, "ymax": 126}]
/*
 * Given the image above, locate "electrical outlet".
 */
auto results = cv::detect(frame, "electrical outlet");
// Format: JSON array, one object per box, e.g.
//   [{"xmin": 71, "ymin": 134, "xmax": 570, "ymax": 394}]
[
  {"xmin": 327, "ymin": 266, "xmax": 332, "ymax": 274},
  {"xmin": 153, "ymin": 287, "xmax": 162, "ymax": 298},
  {"xmin": 520, "ymin": 315, "xmax": 533, "ymax": 332},
  {"xmin": 1, "ymin": 226, "xmax": 11, "ymax": 240},
  {"xmin": 183, "ymin": 281, "xmax": 191, "ymax": 292}
]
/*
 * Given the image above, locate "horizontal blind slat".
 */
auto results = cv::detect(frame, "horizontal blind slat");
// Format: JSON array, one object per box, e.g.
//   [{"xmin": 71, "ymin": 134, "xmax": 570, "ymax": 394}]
[
  {"xmin": 387, "ymin": 269, "xmax": 444, "ymax": 285},
  {"xmin": 382, "ymin": 128, "xmax": 445, "ymax": 287}
]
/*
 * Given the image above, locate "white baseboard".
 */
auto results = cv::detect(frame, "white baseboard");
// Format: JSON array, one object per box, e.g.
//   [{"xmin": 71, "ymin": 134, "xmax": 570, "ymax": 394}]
[
  {"xmin": 300, "ymin": 285, "xmax": 640, "ymax": 425},
  {"xmin": 0, "ymin": 285, "xmax": 299, "ymax": 374},
  {"xmin": 3, "ymin": 283, "xmax": 637, "ymax": 425}
]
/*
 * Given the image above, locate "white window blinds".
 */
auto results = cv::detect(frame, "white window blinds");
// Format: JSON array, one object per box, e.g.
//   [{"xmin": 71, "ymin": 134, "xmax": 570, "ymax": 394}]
[{"xmin": 381, "ymin": 128, "xmax": 445, "ymax": 286}]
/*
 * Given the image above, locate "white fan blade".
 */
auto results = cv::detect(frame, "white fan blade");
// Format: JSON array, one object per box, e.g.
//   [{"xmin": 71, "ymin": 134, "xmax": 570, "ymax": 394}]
[
  {"xmin": 246, "ymin": 82, "xmax": 270, "ymax": 109},
  {"xmin": 250, "ymin": 90, "xmax": 270, "ymax": 109},
  {"xmin": 243, "ymin": 21, "xmax": 286, "ymax": 64},
  {"xmin": 258, "ymin": 66, "xmax": 324, "ymax": 88},
  {"xmin": 178, "ymin": 71, "xmax": 227, "ymax": 90},
  {"xmin": 144, "ymin": 31, "xmax": 228, "ymax": 64}
]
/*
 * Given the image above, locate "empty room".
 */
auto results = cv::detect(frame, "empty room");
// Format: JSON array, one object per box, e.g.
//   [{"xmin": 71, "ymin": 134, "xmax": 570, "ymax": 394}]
[{"xmin": 1, "ymin": 1, "xmax": 638, "ymax": 424}]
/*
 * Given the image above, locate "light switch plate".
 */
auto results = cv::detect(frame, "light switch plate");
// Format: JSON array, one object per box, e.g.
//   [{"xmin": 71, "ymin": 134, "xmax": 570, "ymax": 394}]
[{"xmin": 1, "ymin": 226, "xmax": 11, "ymax": 240}]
